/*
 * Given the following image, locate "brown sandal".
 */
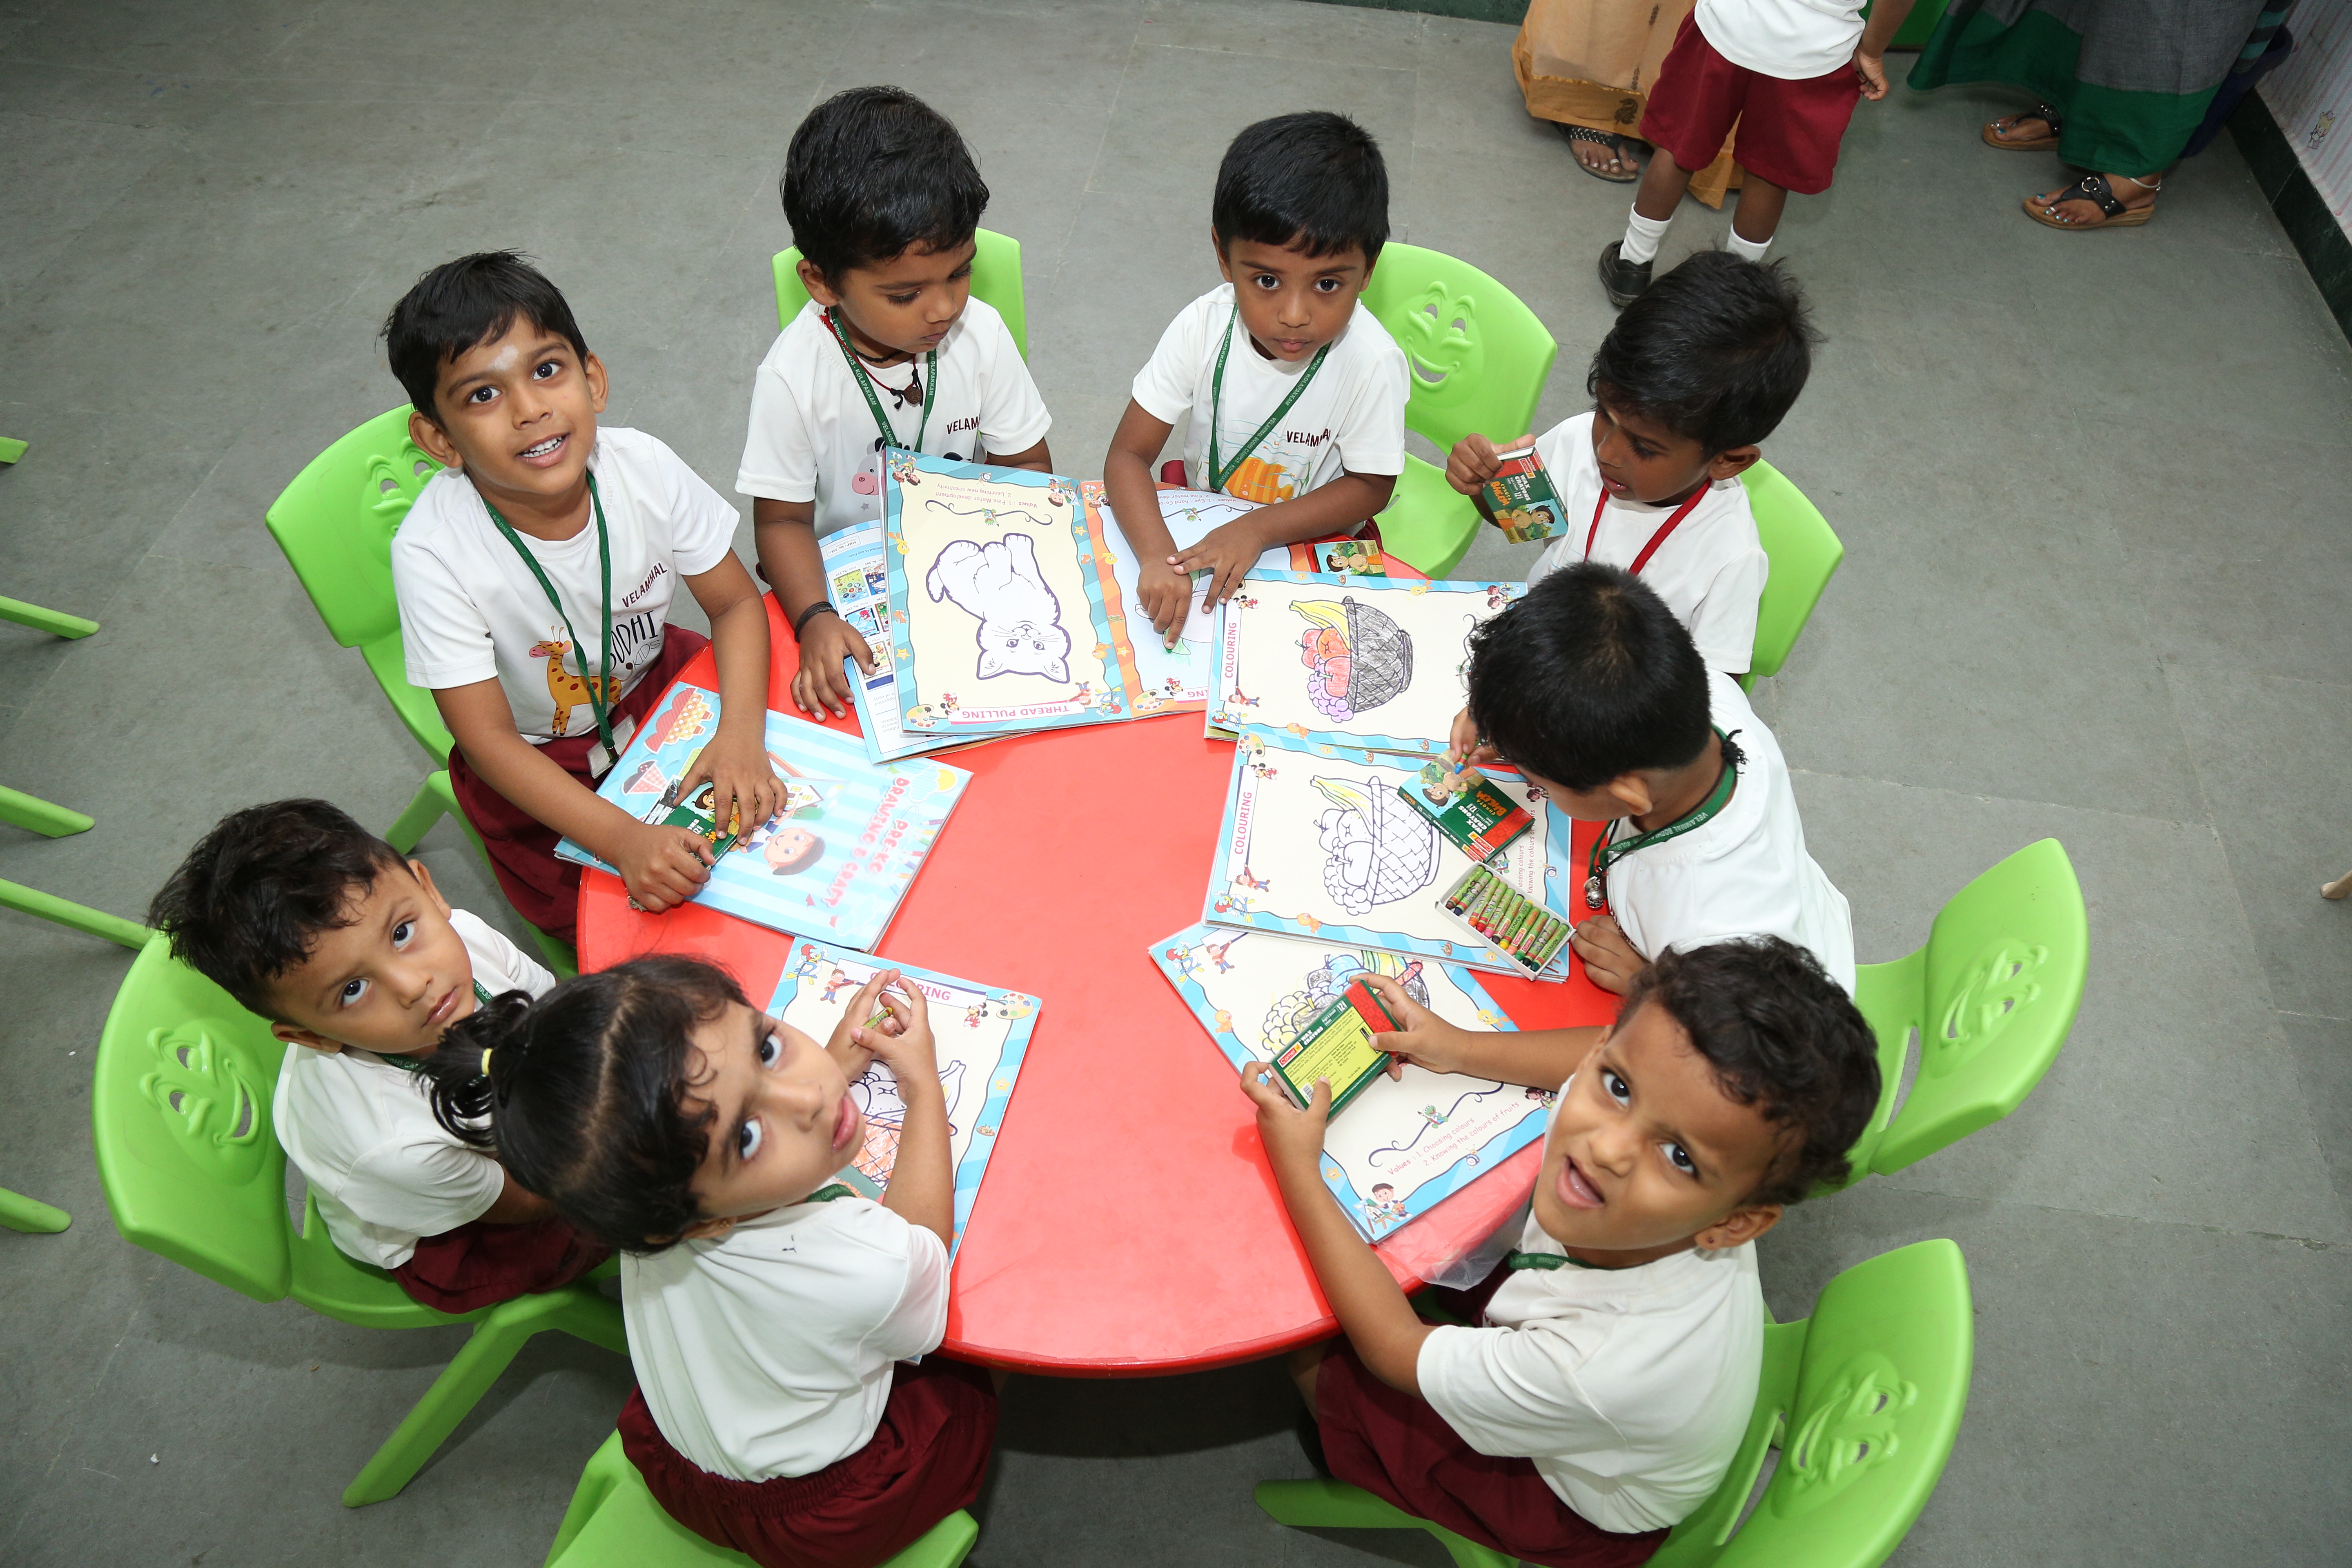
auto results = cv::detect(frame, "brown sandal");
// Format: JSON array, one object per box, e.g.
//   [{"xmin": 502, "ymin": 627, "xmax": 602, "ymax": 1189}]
[
  {"xmin": 1984, "ymin": 104, "xmax": 2062, "ymax": 151},
  {"xmin": 2024, "ymin": 172, "xmax": 2158, "ymax": 230}
]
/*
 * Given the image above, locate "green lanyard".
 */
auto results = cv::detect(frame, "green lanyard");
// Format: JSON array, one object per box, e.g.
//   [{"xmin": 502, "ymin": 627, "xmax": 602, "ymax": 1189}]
[
  {"xmin": 378, "ymin": 981, "xmax": 498, "ymax": 1075},
  {"xmin": 1507, "ymin": 1249, "xmax": 1617, "ymax": 1272},
  {"xmin": 1205, "ymin": 305, "xmax": 1331, "ymax": 495},
  {"xmin": 1584, "ymin": 730, "xmax": 1740, "ymax": 911},
  {"xmin": 825, "ymin": 308, "xmax": 935, "ymax": 453},
  {"xmin": 484, "ymin": 473, "xmax": 616, "ymax": 757},
  {"xmin": 806, "ymin": 1183, "xmax": 858, "ymax": 1204}
]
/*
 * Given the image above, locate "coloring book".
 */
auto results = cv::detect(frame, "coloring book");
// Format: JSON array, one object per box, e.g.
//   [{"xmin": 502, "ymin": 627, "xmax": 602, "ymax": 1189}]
[
  {"xmin": 1151, "ymin": 924, "xmax": 1555, "ymax": 1243},
  {"xmin": 553, "ymin": 682, "xmax": 968, "ymax": 951},
  {"xmin": 820, "ymin": 521, "xmax": 957, "ymax": 764},
  {"xmin": 1084, "ymin": 485, "xmax": 1295, "ymax": 717},
  {"xmin": 768, "ymin": 941, "xmax": 1037, "ymax": 1256},
  {"xmin": 1207, "ymin": 571, "xmax": 1523, "ymax": 753},
  {"xmin": 1203, "ymin": 728, "xmax": 1564, "ymax": 976}
]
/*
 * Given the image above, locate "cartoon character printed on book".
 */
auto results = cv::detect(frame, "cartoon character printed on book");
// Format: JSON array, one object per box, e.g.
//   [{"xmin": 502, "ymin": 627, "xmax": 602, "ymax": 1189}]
[
  {"xmin": 1312, "ymin": 776, "xmax": 1439, "ymax": 916},
  {"xmin": 848, "ymin": 1058, "xmax": 967, "ymax": 1187},
  {"xmin": 924, "ymin": 533, "xmax": 1072, "ymax": 682},
  {"xmin": 1359, "ymin": 1182, "xmax": 1409, "ymax": 1228}
]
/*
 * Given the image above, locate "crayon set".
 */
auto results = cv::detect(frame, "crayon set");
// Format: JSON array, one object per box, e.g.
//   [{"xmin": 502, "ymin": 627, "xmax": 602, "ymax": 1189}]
[
  {"xmin": 1398, "ymin": 764, "xmax": 1533, "ymax": 863},
  {"xmin": 1268, "ymin": 974, "xmax": 1410, "ymax": 1118},
  {"xmin": 1441, "ymin": 865, "xmax": 1574, "ymax": 980},
  {"xmin": 1482, "ymin": 444, "xmax": 1567, "ymax": 545}
]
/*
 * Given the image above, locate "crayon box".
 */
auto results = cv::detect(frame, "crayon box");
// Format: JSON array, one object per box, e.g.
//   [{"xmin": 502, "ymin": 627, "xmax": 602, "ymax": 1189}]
[
  {"xmin": 1399, "ymin": 765, "xmax": 1533, "ymax": 863},
  {"xmin": 1481, "ymin": 445, "xmax": 1566, "ymax": 545},
  {"xmin": 1268, "ymin": 977, "xmax": 1407, "ymax": 1118}
]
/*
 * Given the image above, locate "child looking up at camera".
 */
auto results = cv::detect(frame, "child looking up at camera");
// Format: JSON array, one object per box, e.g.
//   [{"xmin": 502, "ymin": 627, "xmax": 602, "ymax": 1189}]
[
  {"xmin": 423, "ymin": 956, "xmax": 993, "ymax": 1568},
  {"xmin": 740, "ymin": 85, "xmax": 1054, "ymax": 719},
  {"xmin": 1102, "ymin": 111, "xmax": 1409, "ymax": 643},
  {"xmin": 386, "ymin": 252, "xmax": 782, "ymax": 948},
  {"xmin": 1245, "ymin": 938, "xmax": 1878, "ymax": 1568}
]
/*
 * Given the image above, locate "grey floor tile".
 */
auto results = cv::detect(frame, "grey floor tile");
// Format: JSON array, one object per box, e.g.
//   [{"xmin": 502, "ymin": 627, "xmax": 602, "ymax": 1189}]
[
  {"xmin": 2283, "ymin": 1013, "xmax": 2352, "ymax": 1217},
  {"xmin": 0, "ymin": 110, "xmax": 179, "ymax": 296},
  {"xmin": 1137, "ymin": 0, "xmax": 1426, "ymax": 70}
]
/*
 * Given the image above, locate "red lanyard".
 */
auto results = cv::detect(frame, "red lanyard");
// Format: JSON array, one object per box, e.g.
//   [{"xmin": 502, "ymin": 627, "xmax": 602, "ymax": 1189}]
[{"xmin": 1585, "ymin": 485, "xmax": 1708, "ymax": 575}]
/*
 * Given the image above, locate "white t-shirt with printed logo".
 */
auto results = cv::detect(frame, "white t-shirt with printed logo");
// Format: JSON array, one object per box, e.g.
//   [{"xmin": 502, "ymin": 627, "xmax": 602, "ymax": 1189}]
[
  {"xmin": 1417, "ymin": 1199, "xmax": 1764, "ymax": 1535},
  {"xmin": 736, "ymin": 298, "xmax": 1052, "ymax": 540},
  {"xmin": 273, "ymin": 909, "xmax": 557, "ymax": 1270},
  {"xmin": 1695, "ymin": 0, "xmax": 1866, "ymax": 80},
  {"xmin": 623, "ymin": 1195, "xmax": 951, "ymax": 1481},
  {"xmin": 392, "ymin": 427, "xmax": 740, "ymax": 744},
  {"xmin": 1524, "ymin": 414, "xmax": 1769, "ymax": 677},
  {"xmin": 1131, "ymin": 283, "xmax": 1408, "ymax": 506}
]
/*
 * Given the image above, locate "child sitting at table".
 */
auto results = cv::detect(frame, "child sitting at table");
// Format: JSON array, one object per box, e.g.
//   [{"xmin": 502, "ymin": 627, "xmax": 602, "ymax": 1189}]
[
  {"xmin": 147, "ymin": 799, "xmax": 605, "ymax": 1313},
  {"xmin": 1101, "ymin": 110, "xmax": 1410, "ymax": 644},
  {"xmin": 739, "ymin": 85, "xmax": 1054, "ymax": 721},
  {"xmin": 421, "ymin": 955, "xmax": 993, "ymax": 1568},
  {"xmin": 1446, "ymin": 252, "xmax": 1811, "ymax": 679},
  {"xmin": 1446, "ymin": 562, "xmax": 1853, "ymax": 1005},
  {"xmin": 1244, "ymin": 937, "xmax": 1878, "ymax": 1567},
  {"xmin": 386, "ymin": 251, "xmax": 783, "ymax": 948}
]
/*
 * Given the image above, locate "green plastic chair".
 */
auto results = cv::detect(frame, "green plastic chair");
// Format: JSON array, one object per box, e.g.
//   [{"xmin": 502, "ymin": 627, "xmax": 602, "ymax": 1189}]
[
  {"xmin": 1738, "ymin": 460, "xmax": 1845, "ymax": 690},
  {"xmin": 1356, "ymin": 242, "xmax": 1560, "ymax": 579},
  {"xmin": 1838, "ymin": 838, "xmax": 2087, "ymax": 1187},
  {"xmin": 0, "ymin": 1187, "xmax": 70, "ymax": 1233},
  {"xmin": 773, "ymin": 228, "xmax": 1027, "ymax": 359},
  {"xmin": 545, "ymin": 1430, "xmax": 980, "ymax": 1568},
  {"xmin": 91, "ymin": 933, "xmax": 624, "ymax": 1506},
  {"xmin": 1258, "ymin": 1238, "xmax": 1973, "ymax": 1568}
]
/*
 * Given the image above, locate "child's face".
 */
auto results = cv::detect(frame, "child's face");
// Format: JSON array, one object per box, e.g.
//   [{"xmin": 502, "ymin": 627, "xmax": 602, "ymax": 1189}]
[
  {"xmin": 410, "ymin": 317, "xmax": 608, "ymax": 509},
  {"xmin": 1214, "ymin": 233, "xmax": 1373, "ymax": 363},
  {"xmin": 800, "ymin": 238, "xmax": 975, "ymax": 359},
  {"xmin": 1588, "ymin": 396, "xmax": 1755, "ymax": 507},
  {"xmin": 680, "ymin": 999, "xmax": 864, "ymax": 1223},
  {"xmin": 1530, "ymin": 996, "xmax": 1786, "ymax": 1260},
  {"xmin": 265, "ymin": 862, "xmax": 477, "ymax": 1059}
]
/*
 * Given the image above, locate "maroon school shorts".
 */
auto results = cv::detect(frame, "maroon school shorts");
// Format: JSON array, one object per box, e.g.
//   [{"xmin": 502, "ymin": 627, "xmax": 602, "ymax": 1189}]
[
  {"xmin": 446, "ymin": 626, "xmax": 708, "ymax": 949},
  {"xmin": 1315, "ymin": 1342, "xmax": 1669, "ymax": 1568},
  {"xmin": 1638, "ymin": 13, "xmax": 1864, "ymax": 196},
  {"xmin": 618, "ymin": 1358, "xmax": 998, "ymax": 1568},
  {"xmin": 390, "ymin": 1213, "xmax": 612, "ymax": 1315}
]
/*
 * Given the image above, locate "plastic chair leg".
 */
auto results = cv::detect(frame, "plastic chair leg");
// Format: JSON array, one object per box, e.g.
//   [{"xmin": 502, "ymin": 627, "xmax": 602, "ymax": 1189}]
[
  {"xmin": 385, "ymin": 773, "xmax": 454, "ymax": 855},
  {"xmin": 0, "ymin": 785, "xmax": 94, "ymax": 837},
  {"xmin": 0, "ymin": 1186, "xmax": 71, "ymax": 1233},
  {"xmin": 895, "ymin": 1510, "xmax": 981, "ymax": 1567},
  {"xmin": 1254, "ymin": 1479, "xmax": 1515, "ymax": 1568},
  {"xmin": 543, "ymin": 1435, "xmax": 628, "ymax": 1566},
  {"xmin": 0, "ymin": 437, "xmax": 27, "ymax": 465},
  {"xmin": 0, "ymin": 594, "xmax": 94, "ymax": 636},
  {"xmin": 0, "ymin": 879, "xmax": 150, "ymax": 948}
]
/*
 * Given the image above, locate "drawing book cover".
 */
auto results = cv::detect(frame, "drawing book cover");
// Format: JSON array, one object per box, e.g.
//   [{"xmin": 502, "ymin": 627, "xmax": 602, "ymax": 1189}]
[
  {"xmin": 1084, "ymin": 484, "xmax": 1296, "ymax": 718},
  {"xmin": 880, "ymin": 450, "xmax": 1136, "ymax": 741},
  {"xmin": 1207, "ymin": 571, "xmax": 1522, "ymax": 754},
  {"xmin": 1151, "ymin": 924, "xmax": 1553, "ymax": 1243},
  {"xmin": 1202, "ymin": 728, "xmax": 1559, "ymax": 975},
  {"xmin": 768, "ymin": 940, "xmax": 1037, "ymax": 1256},
  {"xmin": 554, "ymin": 682, "xmax": 969, "ymax": 951},
  {"xmin": 820, "ymin": 521, "xmax": 959, "ymax": 764}
]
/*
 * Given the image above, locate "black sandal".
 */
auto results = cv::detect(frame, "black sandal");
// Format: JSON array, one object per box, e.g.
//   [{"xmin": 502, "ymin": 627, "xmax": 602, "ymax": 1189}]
[
  {"xmin": 1984, "ymin": 103, "xmax": 2062, "ymax": 151},
  {"xmin": 1558, "ymin": 122, "xmax": 1642, "ymax": 183},
  {"xmin": 2025, "ymin": 171, "xmax": 2158, "ymax": 229}
]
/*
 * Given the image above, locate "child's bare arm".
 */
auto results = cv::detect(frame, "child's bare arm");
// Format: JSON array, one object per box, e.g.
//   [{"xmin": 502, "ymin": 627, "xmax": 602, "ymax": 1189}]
[
  {"xmin": 1174, "ymin": 471, "xmax": 1397, "ymax": 608},
  {"xmin": 1355, "ymin": 974, "xmax": 1598, "ymax": 1089},
  {"xmin": 1853, "ymin": 0, "xmax": 1915, "ymax": 97},
  {"xmin": 989, "ymin": 437, "xmax": 1053, "ymax": 474},
  {"xmin": 435, "ymin": 679, "xmax": 713, "ymax": 910},
  {"xmin": 753, "ymin": 497, "xmax": 875, "ymax": 720},
  {"xmin": 679, "ymin": 555, "xmax": 784, "ymax": 839},
  {"xmin": 1240, "ymin": 1066, "xmax": 1432, "ymax": 1393},
  {"xmin": 868, "ymin": 985, "xmax": 954, "ymax": 1248},
  {"xmin": 1102, "ymin": 400, "xmax": 1189, "ymax": 644}
]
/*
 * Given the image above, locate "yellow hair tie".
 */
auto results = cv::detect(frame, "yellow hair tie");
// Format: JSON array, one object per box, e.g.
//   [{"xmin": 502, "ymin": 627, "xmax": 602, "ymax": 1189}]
[{"xmin": 478, "ymin": 1047, "xmax": 494, "ymax": 1077}]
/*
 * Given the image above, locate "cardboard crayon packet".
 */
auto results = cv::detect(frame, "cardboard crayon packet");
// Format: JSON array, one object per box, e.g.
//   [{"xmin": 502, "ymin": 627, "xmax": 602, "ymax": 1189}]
[
  {"xmin": 1440, "ymin": 864, "xmax": 1575, "ymax": 981},
  {"xmin": 1269, "ymin": 976, "xmax": 1410, "ymax": 1118},
  {"xmin": 1399, "ymin": 763, "xmax": 1534, "ymax": 863},
  {"xmin": 1481, "ymin": 444, "xmax": 1567, "ymax": 545}
]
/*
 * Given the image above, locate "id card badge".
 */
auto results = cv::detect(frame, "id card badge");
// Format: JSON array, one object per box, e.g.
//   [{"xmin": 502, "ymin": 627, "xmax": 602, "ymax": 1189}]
[{"xmin": 585, "ymin": 713, "xmax": 637, "ymax": 782}]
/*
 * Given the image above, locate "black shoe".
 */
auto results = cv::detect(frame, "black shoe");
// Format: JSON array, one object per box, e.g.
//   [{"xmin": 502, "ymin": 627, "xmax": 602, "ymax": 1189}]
[
  {"xmin": 1295, "ymin": 1408, "xmax": 1332, "ymax": 1477},
  {"xmin": 1598, "ymin": 240, "xmax": 1652, "ymax": 308}
]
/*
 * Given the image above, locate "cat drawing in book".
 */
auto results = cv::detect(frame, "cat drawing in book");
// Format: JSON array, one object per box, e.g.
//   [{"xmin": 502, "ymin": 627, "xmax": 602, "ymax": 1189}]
[
  {"xmin": 848, "ymin": 1059, "xmax": 967, "ymax": 1187},
  {"xmin": 924, "ymin": 533, "xmax": 1072, "ymax": 682}
]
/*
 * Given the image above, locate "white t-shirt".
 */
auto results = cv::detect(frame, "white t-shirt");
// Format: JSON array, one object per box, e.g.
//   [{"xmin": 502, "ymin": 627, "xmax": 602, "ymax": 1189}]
[
  {"xmin": 392, "ymin": 427, "xmax": 739, "ymax": 744},
  {"xmin": 1524, "ymin": 414, "xmax": 1769, "ymax": 676},
  {"xmin": 737, "ymin": 298, "xmax": 1051, "ymax": 539},
  {"xmin": 1588, "ymin": 670, "xmax": 1855, "ymax": 991},
  {"xmin": 1131, "ymin": 284, "xmax": 1408, "ymax": 506},
  {"xmin": 273, "ymin": 909, "xmax": 557, "ymax": 1270},
  {"xmin": 1418, "ymin": 1198, "xmax": 1764, "ymax": 1535},
  {"xmin": 623, "ymin": 1195, "xmax": 951, "ymax": 1481},
  {"xmin": 1695, "ymin": 0, "xmax": 1866, "ymax": 80}
]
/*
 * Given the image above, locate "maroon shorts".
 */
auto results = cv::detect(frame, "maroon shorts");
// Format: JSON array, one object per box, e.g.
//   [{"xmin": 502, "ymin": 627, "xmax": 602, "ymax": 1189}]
[
  {"xmin": 618, "ymin": 1357, "xmax": 998, "ymax": 1568},
  {"xmin": 391, "ymin": 1214, "xmax": 612, "ymax": 1315},
  {"xmin": 446, "ymin": 627, "xmax": 708, "ymax": 948},
  {"xmin": 1315, "ymin": 1342, "xmax": 1669, "ymax": 1568},
  {"xmin": 1638, "ymin": 13, "xmax": 1863, "ymax": 196}
]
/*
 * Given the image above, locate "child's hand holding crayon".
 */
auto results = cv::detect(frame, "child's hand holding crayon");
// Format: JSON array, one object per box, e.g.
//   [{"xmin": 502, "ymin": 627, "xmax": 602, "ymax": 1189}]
[
  {"xmin": 1444, "ymin": 432, "xmax": 1533, "ymax": 500},
  {"xmin": 1445, "ymin": 706, "xmax": 1503, "ymax": 773},
  {"xmin": 1237, "ymin": 1058, "xmax": 1331, "ymax": 1167},
  {"xmin": 1136, "ymin": 558, "xmax": 1196, "ymax": 648},
  {"xmin": 825, "ymin": 969, "xmax": 909, "ymax": 1079}
]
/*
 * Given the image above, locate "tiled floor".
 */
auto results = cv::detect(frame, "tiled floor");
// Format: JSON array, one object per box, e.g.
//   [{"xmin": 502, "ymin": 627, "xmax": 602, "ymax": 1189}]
[{"xmin": 4, "ymin": 2, "xmax": 2349, "ymax": 1563}]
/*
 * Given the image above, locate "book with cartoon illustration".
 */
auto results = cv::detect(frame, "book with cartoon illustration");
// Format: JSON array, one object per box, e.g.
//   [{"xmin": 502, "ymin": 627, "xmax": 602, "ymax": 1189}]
[
  {"xmin": 768, "ymin": 940, "xmax": 1038, "ymax": 1256},
  {"xmin": 1151, "ymin": 923, "xmax": 1554, "ymax": 1243},
  {"xmin": 820, "ymin": 521, "xmax": 962, "ymax": 764},
  {"xmin": 1082, "ymin": 484, "xmax": 1294, "ymax": 719},
  {"xmin": 1201, "ymin": 728, "xmax": 1564, "ymax": 976},
  {"xmin": 552, "ymin": 681, "xmax": 969, "ymax": 951}
]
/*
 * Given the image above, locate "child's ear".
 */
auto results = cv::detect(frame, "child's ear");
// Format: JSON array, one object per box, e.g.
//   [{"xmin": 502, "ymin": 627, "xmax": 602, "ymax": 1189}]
[
  {"xmin": 1604, "ymin": 773, "xmax": 1654, "ymax": 818},
  {"xmin": 1694, "ymin": 1202, "xmax": 1782, "ymax": 1251},
  {"xmin": 797, "ymin": 257, "xmax": 842, "ymax": 309},
  {"xmin": 1706, "ymin": 445, "xmax": 1761, "ymax": 483},
  {"xmin": 270, "ymin": 1020, "xmax": 344, "ymax": 1056},
  {"xmin": 408, "ymin": 407, "xmax": 461, "ymax": 471},
  {"xmin": 676, "ymin": 1215, "xmax": 737, "ymax": 1243},
  {"xmin": 409, "ymin": 858, "xmax": 452, "ymax": 920},
  {"xmin": 583, "ymin": 350, "xmax": 610, "ymax": 416},
  {"xmin": 1210, "ymin": 226, "xmax": 1236, "ymax": 283}
]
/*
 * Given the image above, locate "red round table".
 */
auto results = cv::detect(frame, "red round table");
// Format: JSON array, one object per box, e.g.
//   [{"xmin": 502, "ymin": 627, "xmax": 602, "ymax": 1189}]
[{"xmin": 579, "ymin": 595, "xmax": 1615, "ymax": 1374}]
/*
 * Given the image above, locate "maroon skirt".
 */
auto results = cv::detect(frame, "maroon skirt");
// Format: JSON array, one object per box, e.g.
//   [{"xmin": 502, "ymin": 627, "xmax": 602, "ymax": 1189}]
[
  {"xmin": 618, "ymin": 1357, "xmax": 998, "ymax": 1568},
  {"xmin": 1316, "ymin": 1342, "xmax": 1669, "ymax": 1568},
  {"xmin": 445, "ymin": 627, "xmax": 708, "ymax": 949},
  {"xmin": 391, "ymin": 1213, "xmax": 612, "ymax": 1315}
]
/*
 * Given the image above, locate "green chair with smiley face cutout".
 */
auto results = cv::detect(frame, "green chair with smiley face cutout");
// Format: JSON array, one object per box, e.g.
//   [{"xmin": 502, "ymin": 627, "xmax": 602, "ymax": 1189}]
[
  {"xmin": 773, "ymin": 229, "xmax": 1027, "ymax": 359},
  {"xmin": 1358, "ymin": 243, "xmax": 1560, "ymax": 579},
  {"xmin": 90, "ymin": 932, "xmax": 625, "ymax": 1506}
]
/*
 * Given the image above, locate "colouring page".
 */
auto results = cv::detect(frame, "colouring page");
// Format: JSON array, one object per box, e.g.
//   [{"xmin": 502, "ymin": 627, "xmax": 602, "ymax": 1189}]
[
  {"xmin": 1202, "ymin": 728, "xmax": 1559, "ymax": 973},
  {"xmin": 1085, "ymin": 485, "xmax": 1290, "ymax": 715},
  {"xmin": 820, "ymin": 522, "xmax": 950, "ymax": 764},
  {"xmin": 1207, "ymin": 572, "xmax": 1522, "ymax": 754},
  {"xmin": 555, "ymin": 684, "xmax": 969, "ymax": 951},
  {"xmin": 768, "ymin": 940, "xmax": 1038, "ymax": 1256},
  {"xmin": 1151, "ymin": 923, "xmax": 1554, "ymax": 1243},
  {"xmin": 882, "ymin": 452, "xmax": 1130, "ymax": 738}
]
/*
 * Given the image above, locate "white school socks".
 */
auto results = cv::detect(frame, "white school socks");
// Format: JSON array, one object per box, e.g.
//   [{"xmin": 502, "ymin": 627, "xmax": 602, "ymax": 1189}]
[
  {"xmin": 1619, "ymin": 207, "xmax": 1673, "ymax": 266},
  {"xmin": 1727, "ymin": 230, "xmax": 1773, "ymax": 263}
]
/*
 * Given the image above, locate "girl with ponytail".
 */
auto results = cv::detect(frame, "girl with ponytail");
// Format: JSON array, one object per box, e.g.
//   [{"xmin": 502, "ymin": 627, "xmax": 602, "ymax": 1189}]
[{"xmin": 422, "ymin": 953, "xmax": 996, "ymax": 1568}]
